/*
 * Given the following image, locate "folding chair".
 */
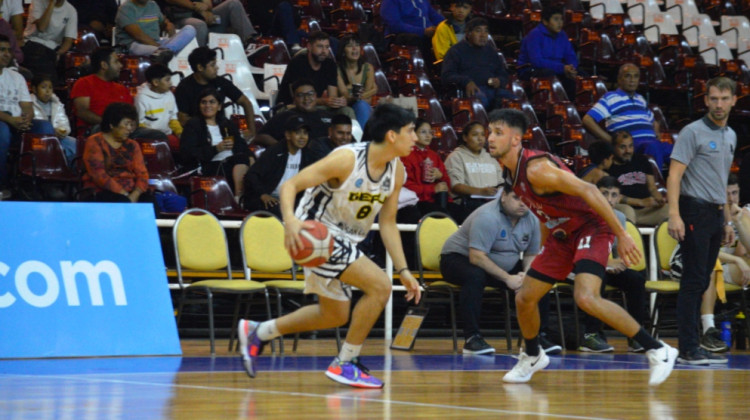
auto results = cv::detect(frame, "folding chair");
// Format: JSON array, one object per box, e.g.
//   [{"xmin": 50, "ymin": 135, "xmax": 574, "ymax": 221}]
[
  {"xmin": 646, "ymin": 220, "xmax": 681, "ymax": 338},
  {"xmin": 173, "ymin": 208, "xmax": 270, "ymax": 355}
]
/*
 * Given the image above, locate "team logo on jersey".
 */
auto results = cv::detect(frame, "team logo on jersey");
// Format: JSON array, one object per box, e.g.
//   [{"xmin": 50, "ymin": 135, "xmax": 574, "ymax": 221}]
[
  {"xmin": 355, "ymin": 178, "xmax": 363, "ymax": 188},
  {"xmin": 500, "ymin": 229, "xmax": 507, "ymax": 238},
  {"xmin": 348, "ymin": 192, "xmax": 387, "ymax": 204},
  {"xmin": 382, "ymin": 176, "xmax": 391, "ymax": 190},
  {"xmin": 709, "ymin": 141, "xmax": 717, "ymax": 150}
]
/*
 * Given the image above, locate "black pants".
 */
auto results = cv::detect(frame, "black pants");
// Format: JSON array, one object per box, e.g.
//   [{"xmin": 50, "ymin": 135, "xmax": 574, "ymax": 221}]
[
  {"xmin": 440, "ymin": 253, "xmax": 522, "ymax": 339},
  {"xmin": 92, "ymin": 189, "xmax": 159, "ymax": 216},
  {"xmin": 582, "ymin": 268, "xmax": 648, "ymax": 334},
  {"xmin": 22, "ymin": 41, "xmax": 60, "ymax": 85},
  {"xmin": 677, "ymin": 195, "xmax": 724, "ymax": 353}
]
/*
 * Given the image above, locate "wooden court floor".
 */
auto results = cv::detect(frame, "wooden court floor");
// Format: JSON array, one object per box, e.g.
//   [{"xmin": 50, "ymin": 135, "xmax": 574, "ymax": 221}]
[{"xmin": 2, "ymin": 337, "xmax": 749, "ymax": 419}]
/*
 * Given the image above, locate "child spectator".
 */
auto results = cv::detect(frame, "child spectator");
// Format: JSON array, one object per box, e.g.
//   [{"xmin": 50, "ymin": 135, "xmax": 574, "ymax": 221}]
[
  {"xmin": 135, "ymin": 63, "xmax": 182, "ymax": 151},
  {"xmin": 580, "ymin": 140, "xmax": 614, "ymax": 185},
  {"xmin": 30, "ymin": 74, "xmax": 77, "ymax": 165},
  {"xmin": 432, "ymin": 0, "xmax": 472, "ymax": 60}
]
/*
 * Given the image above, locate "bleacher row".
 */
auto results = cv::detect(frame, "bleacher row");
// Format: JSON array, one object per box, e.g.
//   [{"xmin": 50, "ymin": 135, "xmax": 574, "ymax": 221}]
[{"xmin": 11, "ymin": 0, "xmax": 750, "ymax": 218}]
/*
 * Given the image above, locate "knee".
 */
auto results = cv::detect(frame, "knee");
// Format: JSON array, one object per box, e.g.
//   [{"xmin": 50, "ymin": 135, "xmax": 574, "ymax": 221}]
[
  {"xmin": 515, "ymin": 290, "xmax": 536, "ymax": 311},
  {"xmin": 371, "ymin": 279, "xmax": 392, "ymax": 305},
  {"xmin": 574, "ymin": 290, "xmax": 599, "ymax": 314}
]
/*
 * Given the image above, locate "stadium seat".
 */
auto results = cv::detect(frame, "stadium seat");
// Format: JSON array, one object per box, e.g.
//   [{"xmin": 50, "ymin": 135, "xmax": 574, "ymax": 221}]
[
  {"xmin": 720, "ymin": 15, "xmax": 750, "ymax": 50},
  {"xmin": 189, "ymin": 176, "xmax": 249, "ymax": 219},
  {"xmin": 643, "ymin": 12, "xmax": 679, "ymax": 44}
]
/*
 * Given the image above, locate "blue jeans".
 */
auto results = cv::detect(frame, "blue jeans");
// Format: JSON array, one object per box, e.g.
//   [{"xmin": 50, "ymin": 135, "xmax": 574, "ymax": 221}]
[
  {"xmin": 351, "ymin": 99, "xmax": 372, "ymax": 128},
  {"xmin": 0, "ymin": 121, "xmax": 16, "ymax": 188},
  {"xmin": 30, "ymin": 119, "xmax": 78, "ymax": 166},
  {"xmin": 636, "ymin": 140, "xmax": 673, "ymax": 174},
  {"xmin": 128, "ymin": 25, "xmax": 197, "ymax": 56},
  {"xmin": 476, "ymin": 85, "xmax": 515, "ymax": 111}
]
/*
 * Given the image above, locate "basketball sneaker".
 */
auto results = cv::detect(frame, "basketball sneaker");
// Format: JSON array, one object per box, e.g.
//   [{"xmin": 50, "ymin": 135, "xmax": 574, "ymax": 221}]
[
  {"xmin": 646, "ymin": 341, "xmax": 678, "ymax": 386},
  {"xmin": 502, "ymin": 347, "xmax": 550, "ymax": 383},
  {"xmin": 463, "ymin": 334, "xmax": 495, "ymax": 355},
  {"xmin": 238, "ymin": 319, "xmax": 265, "ymax": 378},
  {"xmin": 325, "ymin": 357, "xmax": 384, "ymax": 389},
  {"xmin": 579, "ymin": 333, "xmax": 614, "ymax": 353}
]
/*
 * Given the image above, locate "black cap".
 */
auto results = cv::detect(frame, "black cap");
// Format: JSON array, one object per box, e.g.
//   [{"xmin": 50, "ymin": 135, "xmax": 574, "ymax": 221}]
[{"xmin": 285, "ymin": 114, "xmax": 311, "ymax": 132}]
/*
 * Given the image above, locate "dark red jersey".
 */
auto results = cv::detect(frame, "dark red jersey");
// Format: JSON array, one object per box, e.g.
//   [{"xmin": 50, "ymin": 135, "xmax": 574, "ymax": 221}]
[{"xmin": 504, "ymin": 148, "xmax": 607, "ymax": 239}]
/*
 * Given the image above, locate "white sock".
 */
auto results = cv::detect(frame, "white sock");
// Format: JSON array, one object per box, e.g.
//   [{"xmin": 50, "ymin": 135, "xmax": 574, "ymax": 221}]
[
  {"xmin": 256, "ymin": 320, "xmax": 281, "ymax": 341},
  {"xmin": 701, "ymin": 314, "xmax": 715, "ymax": 334},
  {"xmin": 338, "ymin": 342, "xmax": 362, "ymax": 363}
]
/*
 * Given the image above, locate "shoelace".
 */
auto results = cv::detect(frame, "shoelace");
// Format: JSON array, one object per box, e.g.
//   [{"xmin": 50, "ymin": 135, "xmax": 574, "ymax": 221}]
[{"xmin": 350, "ymin": 357, "xmax": 371, "ymax": 374}]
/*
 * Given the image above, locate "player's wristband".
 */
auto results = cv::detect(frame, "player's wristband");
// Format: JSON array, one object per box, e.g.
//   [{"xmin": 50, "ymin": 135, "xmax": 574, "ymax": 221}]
[{"xmin": 396, "ymin": 267, "xmax": 409, "ymax": 275}]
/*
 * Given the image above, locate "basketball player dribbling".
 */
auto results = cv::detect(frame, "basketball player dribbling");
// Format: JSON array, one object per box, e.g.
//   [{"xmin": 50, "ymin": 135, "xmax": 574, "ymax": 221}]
[
  {"xmin": 486, "ymin": 109, "xmax": 678, "ymax": 386},
  {"xmin": 238, "ymin": 104, "xmax": 422, "ymax": 388}
]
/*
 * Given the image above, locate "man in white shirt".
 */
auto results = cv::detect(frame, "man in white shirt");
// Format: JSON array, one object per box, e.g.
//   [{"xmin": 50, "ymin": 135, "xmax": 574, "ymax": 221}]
[
  {"xmin": 0, "ymin": 34, "xmax": 32, "ymax": 198},
  {"xmin": 0, "ymin": 0, "xmax": 23, "ymax": 43},
  {"xmin": 22, "ymin": 0, "xmax": 78, "ymax": 85}
]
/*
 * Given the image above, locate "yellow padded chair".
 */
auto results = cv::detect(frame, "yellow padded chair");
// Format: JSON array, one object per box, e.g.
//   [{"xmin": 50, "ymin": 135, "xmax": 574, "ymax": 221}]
[
  {"xmin": 173, "ymin": 208, "xmax": 269, "ymax": 355},
  {"xmin": 240, "ymin": 211, "xmax": 341, "ymax": 353},
  {"xmin": 646, "ymin": 220, "xmax": 681, "ymax": 337},
  {"xmin": 415, "ymin": 212, "xmax": 513, "ymax": 353}
]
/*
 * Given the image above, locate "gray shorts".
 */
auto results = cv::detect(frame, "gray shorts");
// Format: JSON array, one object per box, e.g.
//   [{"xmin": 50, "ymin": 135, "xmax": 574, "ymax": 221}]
[{"xmin": 304, "ymin": 235, "xmax": 363, "ymax": 301}]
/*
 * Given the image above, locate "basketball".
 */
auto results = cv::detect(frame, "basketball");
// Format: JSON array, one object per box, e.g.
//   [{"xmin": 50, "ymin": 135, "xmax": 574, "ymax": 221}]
[{"xmin": 290, "ymin": 221, "xmax": 334, "ymax": 267}]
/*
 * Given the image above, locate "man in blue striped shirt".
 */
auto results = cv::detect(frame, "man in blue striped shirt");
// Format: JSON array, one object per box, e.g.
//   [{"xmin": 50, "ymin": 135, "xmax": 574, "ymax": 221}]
[{"xmin": 583, "ymin": 63, "xmax": 673, "ymax": 173}]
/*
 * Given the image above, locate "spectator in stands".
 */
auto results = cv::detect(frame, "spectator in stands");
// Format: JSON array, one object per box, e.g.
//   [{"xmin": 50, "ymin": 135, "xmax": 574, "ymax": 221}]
[
  {"xmin": 0, "ymin": 0, "xmax": 23, "ymax": 44},
  {"xmin": 82, "ymin": 102, "xmax": 157, "ymax": 210},
  {"xmin": 445, "ymin": 121, "xmax": 503, "ymax": 220},
  {"xmin": 256, "ymin": 79, "xmax": 333, "ymax": 146},
  {"xmin": 607, "ymin": 131, "xmax": 668, "ymax": 225},
  {"xmin": 442, "ymin": 17, "xmax": 511, "ymax": 111},
  {"xmin": 0, "ymin": 34, "xmax": 31, "ymax": 199},
  {"xmin": 22, "ymin": 0, "xmax": 78, "ymax": 86},
  {"xmin": 583, "ymin": 63, "xmax": 672, "ymax": 172},
  {"xmin": 401, "ymin": 118, "xmax": 462, "ymax": 218},
  {"xmin": 180, "ymin": 88, "xmax": 251, "ymax": 198},
  {"xmin": 174, "ymin": 46, "xmax": 256, "ymax": 140},
  {"xmin": 432, "ymin": 0, "xmax": 471, "ymax": 60},
  {"xmin": 68, "ymin": 0, "xmax": 118, "ymax": 43},
  {"xmin": 381, "ymin": 0, "xmax": 443, "ymax": 58},
  {"xmin": 135, "ymin": 63, "xmax": 182, "ymax": 148},
  {"xmin": 440, "ymin": 185, "xmax": 539, "ymax": 354},
  {"xmin": 115, "ymin": 0, "xmax": 196, "ymax": 61},
  {"xmin": 30, "ymin": 74, "xmax": 77, "ymax": 165},
  {"xmin": 517, "ymin": 5, "xmax": 578, "ymax": 100},
  {"xmin": 336, "ymin": 34, "xmax": 375, "ymax": 129},
  {"xmin": 580, "ymin": 140, "xmax": 614, "ymax": 185},
  {"xmin": 160, "ymin": 0, "xmax": 257, "ymax": 48},
  {"xmin": 0, "ymin": 17, "xmax": 23, "ymax": 65},
  {"xmin": 277, "ymin": 31, "xmax": 354, "ymax": 120},
  {"xmin": 242, "ymin": 114, "xmax": 321, "ymax": 216},
  {"xmin": 577, "ymin": 176, "xmax": 649, "ymax": 353},
  {"xmin": 71, "ymin": 47, "xmax": 168, "ymax": 140},
  {"xmin": 307, "ymin": 114, "xmax": 353, "ymax": 158}
]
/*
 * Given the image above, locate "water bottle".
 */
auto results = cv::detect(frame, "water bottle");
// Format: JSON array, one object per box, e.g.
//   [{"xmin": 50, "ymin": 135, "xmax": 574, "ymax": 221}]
[
  {"xmin": 721, "ymin": 321, "xmax": 732, "ymax": 349},
  {"xmin": 421, "ymin": 157, "xmax": 434, "ymax": 183},
  {"xmin": 735, "ymin": 312, "xmax": 747, "ymax": 350}
]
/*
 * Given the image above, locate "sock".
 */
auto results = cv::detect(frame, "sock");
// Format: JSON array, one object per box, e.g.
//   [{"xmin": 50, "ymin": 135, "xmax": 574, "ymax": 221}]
[
  {"xmin": 524, "ymin": 336, "xmax": 540, "ymax": 356},
  {"xmin": 338, "ymin": 342, "xmax": 362, "ymax": 363},
  {"xmin": 701, "ymin": 314, "xmax": 715, "ymax": 334},
  {"xmin": 256, "ymin": 320, "xmax": 281, "ymax": 341},
  {"xmin": 631, "ymin": 328, "xmax": 661, "ymax": 351}
]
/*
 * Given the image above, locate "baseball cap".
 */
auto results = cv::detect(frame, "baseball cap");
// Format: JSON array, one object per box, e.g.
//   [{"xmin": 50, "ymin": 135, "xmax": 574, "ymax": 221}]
[{"xmin": 285, "ymin": 114, "xmax": 311, "ymax": 132}]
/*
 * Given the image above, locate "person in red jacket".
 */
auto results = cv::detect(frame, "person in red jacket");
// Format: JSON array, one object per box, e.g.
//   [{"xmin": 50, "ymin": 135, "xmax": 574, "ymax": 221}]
[{"xmin": 401, "ymin": 118, "xmax": 462, "ymax": 220}]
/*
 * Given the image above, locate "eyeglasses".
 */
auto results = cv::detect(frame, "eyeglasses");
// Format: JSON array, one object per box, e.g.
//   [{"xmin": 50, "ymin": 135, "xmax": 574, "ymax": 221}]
[{"xmin": 295, "ymin": 91, "xmax": 316, "ymax": 99}]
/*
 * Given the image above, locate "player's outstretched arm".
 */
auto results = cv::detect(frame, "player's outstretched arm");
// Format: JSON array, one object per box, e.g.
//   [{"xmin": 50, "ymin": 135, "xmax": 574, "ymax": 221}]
[
  {"xmin": 380, "ymin": 161, "xmax": 421, "ymax": 303},
  {"xmin": 526, "ymin": 158, "xmax": 642, "ymax": 267},
  {"xmin": 279, "ymin": 148, "xmax": 355, "ymax": 254}
]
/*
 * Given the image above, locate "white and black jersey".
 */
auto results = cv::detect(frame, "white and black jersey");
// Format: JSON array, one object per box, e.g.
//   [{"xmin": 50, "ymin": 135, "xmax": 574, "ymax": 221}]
[{"xmin": 295, "ymin": 142, "xmax": 399, "ymax": 244}]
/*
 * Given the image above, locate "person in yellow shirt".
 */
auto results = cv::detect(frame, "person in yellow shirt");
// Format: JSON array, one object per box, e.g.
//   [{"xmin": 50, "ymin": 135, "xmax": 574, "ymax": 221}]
[{"xmin": 432, "ymin": 0, "xmax": 472, "ymax": 60}]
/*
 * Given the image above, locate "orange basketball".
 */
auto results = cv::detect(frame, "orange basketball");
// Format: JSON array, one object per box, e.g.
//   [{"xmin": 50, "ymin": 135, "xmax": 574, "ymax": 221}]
[{"xmin": 290, "ymin": 221, "xmax": 334, "ymax": 267}]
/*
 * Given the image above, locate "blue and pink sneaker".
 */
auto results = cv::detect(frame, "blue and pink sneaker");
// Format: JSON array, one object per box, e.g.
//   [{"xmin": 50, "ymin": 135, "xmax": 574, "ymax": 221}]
[
  {"xmin": 325, "ymin": 357, "xmax": 384, "ymax": 389},
  {"xmin": 238, "ymin": 319, "xmax": 265, "ymax": 378}
]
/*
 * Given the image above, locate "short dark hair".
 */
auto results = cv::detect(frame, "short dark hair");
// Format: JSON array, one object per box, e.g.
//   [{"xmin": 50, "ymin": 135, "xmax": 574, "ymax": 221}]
[
  {"xmin": 31, "ymin": 73, "xmax": 53, "ymax": 88},
  {"xmin": 366, "ymin": 103, "xmax": 415, "ymax": 144},
  {"xmin": 465, "ymin": 17, "xmax": 488, "ymax": 33},
  {"xmin": 188, "ymin": 46, "xmax": 216, "ymax": 72},
  {"xmin": 0, "ymin": 34, "xmax": 9, "ymax": 44},
  {"xmin": 196, "ymin": 87, "xmax": 226, "ymax": 122},
  {"xmin": 461, "ymin": 121, "xmax": 485, "ymax": 141},
  {"xmin": 331, "ymin": 114, "xmax": 352, "ymax": 127},
  {"xmin": 91, "ymin": 47, "xmax": 115, "ymax": 73},
  {"xmin": 451, "ymin": 0, "xmax": 473, "ymax": 6},
  {"xmin": 414, "ymin": 118, "xmax": 430, "ymax": 131},
  {"xmin": 542, "ymin": 5, "xmax": 564, "ymax": 22},
  {"xmin": 308, "ymin": 30, "xmax": 329, "ymax": 44},
  {"xmin": 728, "ymin": 173, "xmax": 739, "ymax": 186},
  {"xmin": 291, "ymin": 78, "xmax": 315, "ymax": 94},
  {"xmin": 488, "ymin": 108, "xmax": 528, "ymax": 135},
  {"xmin": 706, "ymin": 76, "xmax": 737, "ymax": 96},
  {"xmin": 612, "ymin": 130, "xmax": 633, "ymax": 145},
  {"xmin": 502, "ymin": 182, "xmax": 513, "ymax": 194},
  {"xmin": 145, "ymin": 63, "xmax": 172, "ymax": 83},
  {"xmin": 588, "ymin": 140, "xmax": 614, "ymax": 165},
  {"xmin": 596, "ymin": 175, "xmax": 621, "ymax": 190},
  {"xmin": 100, "ymin": 102, "xmax": 138, "ymax": 133}
]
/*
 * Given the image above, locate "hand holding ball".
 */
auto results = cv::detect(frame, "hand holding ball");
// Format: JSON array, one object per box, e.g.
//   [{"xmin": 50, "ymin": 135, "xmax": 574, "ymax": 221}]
[{"xmin": 290, "ymin": 221, "xmax": 334, "ymax": 267}]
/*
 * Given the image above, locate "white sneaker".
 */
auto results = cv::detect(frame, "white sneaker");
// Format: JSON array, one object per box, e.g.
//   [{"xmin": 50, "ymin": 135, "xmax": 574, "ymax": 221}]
[
  {"xmin": 503, "ymin": 348, "xmax": 549, "ymax": 383},
  {"xmin": 646, "ymin": 341, "xmax": 678, "ymax": 386},
  {"xmin": 0, "ymin": 189, "xmax": 11, "ymax": 200}
]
